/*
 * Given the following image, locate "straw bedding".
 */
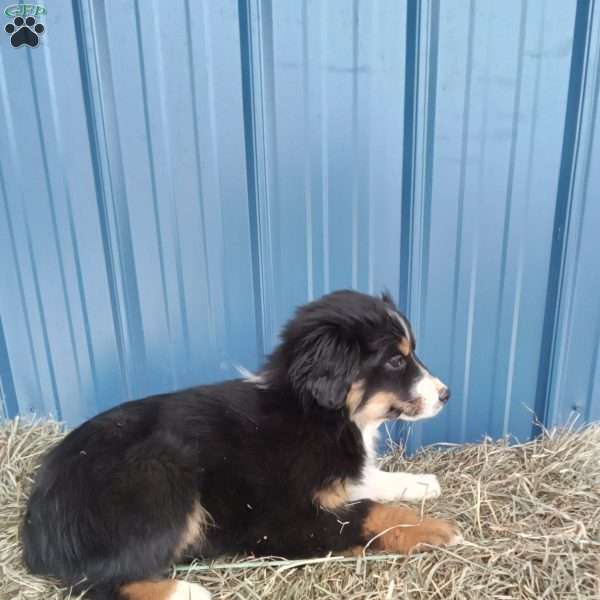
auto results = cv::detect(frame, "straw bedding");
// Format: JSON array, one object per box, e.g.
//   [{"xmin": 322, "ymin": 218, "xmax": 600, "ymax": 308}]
[{"xmin": 1, "ymin": 419, "xmax": 599, "ymax": 599}]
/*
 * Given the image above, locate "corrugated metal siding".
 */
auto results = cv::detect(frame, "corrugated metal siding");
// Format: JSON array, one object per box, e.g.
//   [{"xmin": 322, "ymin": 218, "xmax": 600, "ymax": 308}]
[
  {"xmin": 241, "ymin": 0, "xmax": 407, "ymax": 348},
  {"xmin": 406, "ymin": 0, "xmax": 580, "ymax": 448},
  {"xmin": 0, "ymin": 0, "xmax": 598, "ymax": 448},
  {"xmin": 0, "ymin": 0, "xmax": 260, "ymax": 424},
  {"xmin": 545, "ymin": 2, "xmax": 600, "ymax": 428}
]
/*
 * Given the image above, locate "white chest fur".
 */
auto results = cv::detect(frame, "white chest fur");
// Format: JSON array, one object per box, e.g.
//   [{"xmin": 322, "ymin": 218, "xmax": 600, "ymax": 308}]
[
  {"xmin": 360, "ymin": 422, "xmax": 381, "ymax": 463},
  {"xmin": 348, "ymin": 423, "xmax": 441, "ymax": 503}
]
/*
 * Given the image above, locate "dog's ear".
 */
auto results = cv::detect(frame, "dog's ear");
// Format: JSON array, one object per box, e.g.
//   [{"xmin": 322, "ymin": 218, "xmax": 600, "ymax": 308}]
[
  {"xmin": 288, "ymin": 326, "xmax": 360, "ymax": 410},
  {"xmin": 381, "ymin": 289, "xmax": 396, "ymax": 309}
]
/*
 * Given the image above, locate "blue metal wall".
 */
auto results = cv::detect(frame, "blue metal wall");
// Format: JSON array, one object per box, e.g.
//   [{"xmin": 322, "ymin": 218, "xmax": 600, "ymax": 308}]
[{"xmin": 1, "ymin": 0, "xmax": 598, "ymax": 449}]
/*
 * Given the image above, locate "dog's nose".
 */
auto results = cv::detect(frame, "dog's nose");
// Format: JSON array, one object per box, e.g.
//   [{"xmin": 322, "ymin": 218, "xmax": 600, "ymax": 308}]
[{"xmin": 439, "ymin": 387, "xmax": 450, "ymax": 404}]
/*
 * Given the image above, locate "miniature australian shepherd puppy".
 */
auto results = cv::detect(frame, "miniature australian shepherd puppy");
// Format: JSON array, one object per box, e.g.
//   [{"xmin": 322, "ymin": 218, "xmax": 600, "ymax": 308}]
[{"xmin": 22, "ymin": 290, "xmax": 462, "ymax": 600}]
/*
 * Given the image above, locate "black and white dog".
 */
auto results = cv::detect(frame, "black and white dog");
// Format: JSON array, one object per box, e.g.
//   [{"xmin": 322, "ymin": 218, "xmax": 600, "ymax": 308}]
[{"xmin": 22, "ymin": 290, "xmax": 461, "ymax": 600}]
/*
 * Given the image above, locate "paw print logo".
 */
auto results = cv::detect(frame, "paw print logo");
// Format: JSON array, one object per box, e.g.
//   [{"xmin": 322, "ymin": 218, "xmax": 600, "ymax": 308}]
[{"xmin": 5, "ymin": 16, "xmax": 45, "ymax": 48}]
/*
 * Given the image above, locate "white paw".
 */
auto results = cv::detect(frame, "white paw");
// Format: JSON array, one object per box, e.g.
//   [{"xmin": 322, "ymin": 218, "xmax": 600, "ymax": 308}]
[
  {"xmin": 448, "ymin": 531, "xmax": 464, "ymax": 546},
  {"xmin": 347, "ymin": 468, "xmax": 442, "ymax": 504},
  {"xmin": 399, "ymin": 473, "xmax": 441, "ymax": 501},
  {"xmin": 170, "ymin": 581, "xmax": 212, "ymax": 600}
]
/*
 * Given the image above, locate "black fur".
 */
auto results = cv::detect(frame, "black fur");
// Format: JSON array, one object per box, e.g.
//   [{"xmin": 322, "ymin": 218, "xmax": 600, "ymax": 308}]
[{"xmin": 22, "ymin": 290, "xmax": 443, "ymax": 598}]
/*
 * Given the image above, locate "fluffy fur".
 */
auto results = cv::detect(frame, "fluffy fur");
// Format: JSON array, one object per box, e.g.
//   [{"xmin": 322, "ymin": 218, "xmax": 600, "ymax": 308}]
[{"xmin": 22, "ymin": 290, "xmax": 460, "ymax": 600}]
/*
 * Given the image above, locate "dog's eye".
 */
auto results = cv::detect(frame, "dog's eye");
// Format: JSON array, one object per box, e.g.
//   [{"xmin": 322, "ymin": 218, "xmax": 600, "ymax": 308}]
[{"xmin": 385, "ymin": 355, "xmax": 406, "ymax": 370}]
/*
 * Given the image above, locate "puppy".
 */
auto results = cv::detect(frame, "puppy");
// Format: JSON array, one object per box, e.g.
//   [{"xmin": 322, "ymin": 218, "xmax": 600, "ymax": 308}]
[{"xmin": 22, "ymin": 290, "xmax": 461, "ymax": 600}]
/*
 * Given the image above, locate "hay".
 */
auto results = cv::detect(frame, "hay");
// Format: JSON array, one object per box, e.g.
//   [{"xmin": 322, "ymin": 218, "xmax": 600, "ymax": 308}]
[{"xmin": 1, "ymin": 419, "xmax": 599, "ymax": 599}]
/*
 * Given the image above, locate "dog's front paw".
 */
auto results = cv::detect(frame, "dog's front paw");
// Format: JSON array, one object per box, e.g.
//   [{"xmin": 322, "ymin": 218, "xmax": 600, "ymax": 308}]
[
  {"xmin": 348, "ymin": 469, "xmax": 442, "ymax": 504},
  {"xmin": 399, "ymin": 473, "xmax": 441, "ymax": 501},
  {"xmin": 415, "ymin": 474, "xmax": 441, "ymax": 499},
  {"xmin": 406, "ymin": 518, "xmax": 463, "ymax": 553},
  {"xmin": 364, "ymin": 504, "xmax": 462, "ymax": 554}
]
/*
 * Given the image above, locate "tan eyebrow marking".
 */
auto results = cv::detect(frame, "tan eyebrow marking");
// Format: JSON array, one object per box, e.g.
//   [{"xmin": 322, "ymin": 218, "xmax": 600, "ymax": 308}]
[{"xmin": 398, "ymin": 338, "xmax": 411, "ymax": 357}]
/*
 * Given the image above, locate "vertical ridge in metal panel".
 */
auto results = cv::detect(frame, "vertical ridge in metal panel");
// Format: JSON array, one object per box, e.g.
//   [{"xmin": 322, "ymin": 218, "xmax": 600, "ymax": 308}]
[
  {"xmin": 65, "ymin": 194, "xmax": 101, "ymax": 409},
  {"xmin": 1, "ymin": 53, "xmax": 62, "ymax": 419},
  {"xmin": 502, "ymin": 0, "xmax": 547, "ymax": 436},
  {"xmin": 238, "ymin": 0, "xmax": 266, "ymax": 359},
  {"xmin": 0, "ymin": 53, "xmax": 44, "ymax": 415},
  {"xmin": 461, "ymin": 4, "xmax": 499, "ymax": 443},
  {"xmin": 399, "ymin": 0, "xmax": 420, "ymax": 314},
  {"xmin": 488, "ymin": 1, "xmax": 527, "ymax": 435},
  {"xmin": 366, "ymin": 6, "xmax": 378, "ymax": 296},
  {"xmin": 133, "ymin": 0, "xmax": 175, "ymax": 385},
  {"xmin": 534, "ymin": 0, "xmax": 593, "ymax": 432},
  {"xmin": 403, "ymin": 0, "xmax": 439, "ymax": 452},
  {"xmin": 152, "ymin": 0, "xmax": 192, "ymax": 381},
  {"xmin": 582, "ymin": 34, "xmax": 600, "ymax": 421},
  {"xmin": 239, "ymin": 0, "xmax": 280, "ymax": 353},
  {"xmin": 545, "ymin": 3, "xmax": 600, "ymax": 426},
  {"xmin": 0, "ymin": 161, "xmax": 44, "ymax": 414},
  {"xmin": 71, "ymin": 0, "xmax": 127, "ymax": 401},
  {"xmin": 588, "ymin": 316, "xmax": 600, "ymax": 419},
  {"xmin": 39, "ymin": 28, "xmax": 102, "ymax": 414},
  {"xmin": 26, "ymin": 53, "xmax": 70, "ymax": 420},
  {"xmin": 21, "ymin": 205, "xmax": 63, "ymax": 420},
  {"xmin": 198, "ymin": 0, "xmax": 227, "ymax": 366},
  {"xmin": 259, "ymin": 0, "xmax": 282, "ymax": 350},
  {"xmin": 320, "ymin": 0, "xmax": 330, "ymax": 295},
  {"xmin": 73, "ymin": 0, "xmax": 143, "ymax": 401},
  {"xmin": 183, "ymin": 0, "xmax": 216, "ymax": 360},
  {"xmin": 0, "ymin": 318, "xmax": 18, "ymax": 418},
  {"xmin": 28, "ymin": 47, "xmax": 88, "ymax": 411},
  {"xmin": 418, "ymin": 0, "xmax": 439, "ymax": 334},
  {"xmin": 351, "ymin": 0, "xmax": 359, "ymax": 290},
  {"xmin": 301, "ymin": 0, "xmax": 314, "ymax": 301},
  {"xmin": 448, "ymin": 0, "xmax": 475, "ymax": 441}
]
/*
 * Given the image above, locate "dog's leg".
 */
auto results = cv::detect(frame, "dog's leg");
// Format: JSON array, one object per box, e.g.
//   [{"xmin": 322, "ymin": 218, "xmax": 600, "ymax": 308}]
[
  {"xmin": 359, "ymin": 502, "xmax": 462, "ymax": 553},
  {"xmin": 245, "ymin": 500, "xmax": 460, "ymax": 557},
  {"xmin": 347, "ymin": 466, "xmax": 441, "ymax": 502}
]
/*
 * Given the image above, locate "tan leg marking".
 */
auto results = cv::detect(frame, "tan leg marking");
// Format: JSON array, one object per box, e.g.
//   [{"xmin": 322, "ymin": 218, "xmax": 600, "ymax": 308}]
[{"xmin": 362, "ymin": 503, "xmax": 462, "ymax": 553}]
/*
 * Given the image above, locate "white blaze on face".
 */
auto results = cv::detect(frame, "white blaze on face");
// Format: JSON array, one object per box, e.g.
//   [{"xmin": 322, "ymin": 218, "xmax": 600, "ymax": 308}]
[
  {"xmin": 386, "ymin": 307, "xmax": 448, "ymax": 421},
  {"xmin": 406, "ymin": 364, "xmax": 448, "ymax": 421}
]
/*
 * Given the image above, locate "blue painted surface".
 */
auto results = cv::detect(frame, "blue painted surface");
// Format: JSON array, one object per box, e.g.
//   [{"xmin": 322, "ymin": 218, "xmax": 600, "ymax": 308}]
[{"xmin": 0, "ymin": 1, "xmax": 598, "ymax": 449}]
